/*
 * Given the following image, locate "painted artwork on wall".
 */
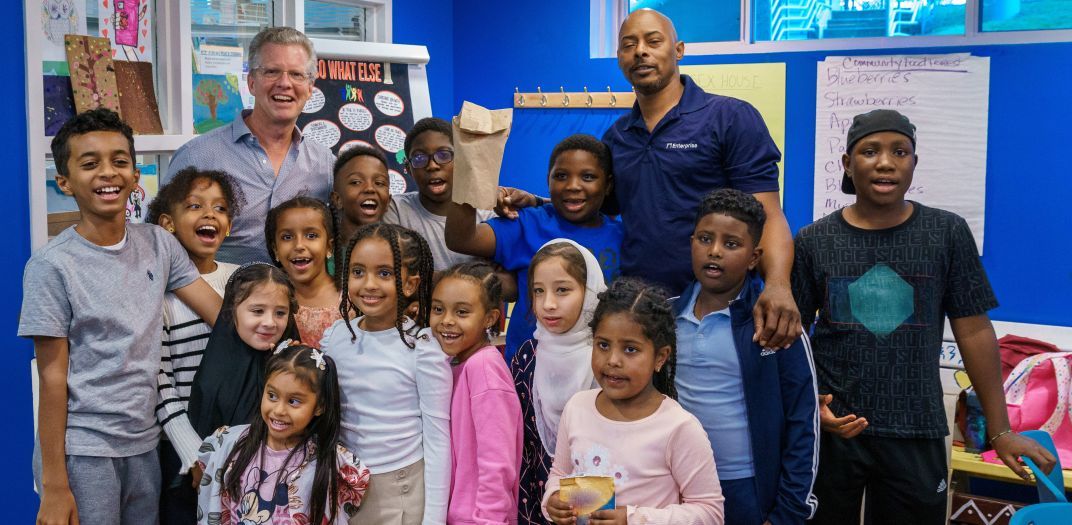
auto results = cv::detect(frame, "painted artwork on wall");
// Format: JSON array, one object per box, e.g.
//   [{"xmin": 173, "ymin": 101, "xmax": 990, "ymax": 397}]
[
  {"xmin": 114, "ymin": 60, "xmax": 162, "ymax": 134},
  {"xmin": 65, "ymin": 34, "xmax": 121, "ymax": 114},
  {"xmin": 99, "ymin": 0, "xmax": 153, "ymax": 63},
  {"xmin": 192, "ymin": 73, "xmax": 244, "ymax": 134},
  {"xmin": 40, "ymin": 0, "xmax": 88, "ymax": 62}
]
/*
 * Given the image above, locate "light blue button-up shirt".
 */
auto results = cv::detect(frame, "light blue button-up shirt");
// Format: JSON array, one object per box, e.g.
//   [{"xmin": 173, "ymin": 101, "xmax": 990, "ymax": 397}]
[
  {"xmin": 166, "ymin": 111, "xmax": 335, "ymax": 264},
  {"xmin": 675, "ymin": 282, "xmax": 755, "ymax": 480}
]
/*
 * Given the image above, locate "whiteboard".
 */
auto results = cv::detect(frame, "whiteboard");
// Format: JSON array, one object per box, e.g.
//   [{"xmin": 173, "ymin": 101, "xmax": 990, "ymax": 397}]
[{"xmin": 813, "ymin": 53, "xmax": 990, "ymax": 252}]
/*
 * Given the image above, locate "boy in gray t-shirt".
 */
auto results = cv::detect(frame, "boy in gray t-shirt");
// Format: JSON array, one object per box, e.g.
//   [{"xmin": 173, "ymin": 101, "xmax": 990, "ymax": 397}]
[{"xmin": 18, "ymin": 109, "xmax": 222, "ymax": 525}]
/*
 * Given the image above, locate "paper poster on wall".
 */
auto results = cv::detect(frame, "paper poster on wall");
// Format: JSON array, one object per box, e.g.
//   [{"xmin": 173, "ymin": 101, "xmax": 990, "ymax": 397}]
[
  {"xmin": 126, "ymin": 164, "xmax": 158, "ymax": 223},
  {"xmin": 98, "ymin": 0, "xmax": 153, "ymax": 63},
  {"xmin": 814, "ymin": 53, "xmax": 990, "ymax": 252},
  {"xmin": 39, "ymin": 0, "xmax": 89, "ymax": 62},
  {"xmin": 297, "ymin": 59, "xmax": 417, "ymax": 192},
  {"xmin": 681, "ymin": 63, "xmax": 786, "ymax": 199},
  {"xmin": 193, "ymin": 73, "xmax": 244, "ymax": 133},
  {"xmin": 196, "ymin": 44, "xmax": 243, "ymax": 75}
]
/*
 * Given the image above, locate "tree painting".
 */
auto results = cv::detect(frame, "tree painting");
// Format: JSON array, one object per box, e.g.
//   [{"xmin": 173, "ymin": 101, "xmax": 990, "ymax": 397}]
[
  {"xmin": 65, "ymin": 35, "xmax": 120, "ymax": 114},
  {"xmin": 195, "ymin": 78, "xmax": 229, "ymax": 121}
]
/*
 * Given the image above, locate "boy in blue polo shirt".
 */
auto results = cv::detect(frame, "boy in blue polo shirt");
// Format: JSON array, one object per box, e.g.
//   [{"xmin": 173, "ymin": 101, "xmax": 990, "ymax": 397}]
[
  {"xmin": 19, "ymin": 109, "xmax": 222, "ymax": 524},
  {"xmin": 793, "ymin": 109, "xmax": 1054, "ymax": 525},
  {"xmin": 675, "ymin": 188, "xmax": 818, "ymax": 525}
]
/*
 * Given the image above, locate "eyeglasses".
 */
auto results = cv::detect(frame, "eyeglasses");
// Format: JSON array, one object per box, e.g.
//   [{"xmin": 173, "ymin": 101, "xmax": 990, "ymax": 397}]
[
  {"xmin": 253, "ymin": 67, "xmax": 315, "ymax": 85},
  {"xmin": 408, "ymin": 149, "xmax": 454, "ymax": 169}
]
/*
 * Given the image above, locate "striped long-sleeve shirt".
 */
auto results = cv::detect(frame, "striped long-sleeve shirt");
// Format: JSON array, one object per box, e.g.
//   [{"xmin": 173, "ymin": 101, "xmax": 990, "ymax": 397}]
[{"xmin": 155, "ymin": 261, "xmax": 237, "ymax": 471}]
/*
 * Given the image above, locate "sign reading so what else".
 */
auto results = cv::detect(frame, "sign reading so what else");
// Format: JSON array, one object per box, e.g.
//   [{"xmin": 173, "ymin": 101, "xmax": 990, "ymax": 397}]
[{"xmin": 298, "ymin": 58, "xmax": 415, "ymax": 194}]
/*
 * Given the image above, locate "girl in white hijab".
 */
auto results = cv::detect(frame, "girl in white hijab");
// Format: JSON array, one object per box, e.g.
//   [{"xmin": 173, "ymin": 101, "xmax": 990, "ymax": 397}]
[{"xmin": 512, "ymin": 238, "xmax": 608, "ymax": 524}]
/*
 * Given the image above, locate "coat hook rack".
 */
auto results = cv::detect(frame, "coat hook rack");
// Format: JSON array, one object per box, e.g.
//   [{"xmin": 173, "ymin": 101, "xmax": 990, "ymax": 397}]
[{"xmin": 512, "ymin": 85, "xmax": 635, "ymax": 109}]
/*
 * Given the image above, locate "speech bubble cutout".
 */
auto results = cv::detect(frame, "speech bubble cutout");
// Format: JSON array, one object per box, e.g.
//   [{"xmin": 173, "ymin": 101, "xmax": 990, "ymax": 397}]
[
  {"xmin": 388, "ymin": 170, "xmax": 408, "ymax": 195},
  {"xmin": 339, "ymin": 139, "xmax": 374, "ymax": 153},
  {"xmin": 374, "ymin": 90, "xmax": 405, "ymax": 117},
  {"xmin": 302, "ymin": 88, "xmax": 326, "ymax": 113},
  {"xmin": 302, "ymin": 120, "xmax": 341, "ymax": 148},
  {"xmin": 375, "ymin": 124, "xmax": 406, "ymax": 153},
  {"xmin": 338, "ymin": 103, "xmax": 373, "ymax": 131}
]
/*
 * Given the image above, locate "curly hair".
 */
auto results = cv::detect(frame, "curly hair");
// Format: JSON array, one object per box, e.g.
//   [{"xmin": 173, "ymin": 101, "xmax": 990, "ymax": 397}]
[
  {"xmin": 589, "ymin": 277, "xmax": 677, "ymax": 399},
  {"xmin": 51, "ymin": 108, "xmax": 135, "ymax": 177},
  {"xmin": 547, "ymin": 134, "xmax": 613, "ymax": 182},
  {"xmin": 338, "ymin": 223, "xmax": 435, "ymax": 347},
  {"xmin": 146, "ymin": 168, "xmax": 242, "ymax": 226},
  {"xmin": 333, "ymin": 145, "xmax": 388, "ymax": 187},
  {"xmin": 694, "ymin": 188, "xmax": 767, "ymax": 245},
  {"xmin": 264, "ymin": 196, "xmax": 334, "ymax": 267},
  {"xmin": 404, "ymin": 117, "xmax": 452, "ymax": 156},
  {"xmin": 438, "ymin": 261, "xmax": 505, "ymax": 336},
  {"xmin": 222, "ymin": 343, "xmax": 343, "ymax": 525}
]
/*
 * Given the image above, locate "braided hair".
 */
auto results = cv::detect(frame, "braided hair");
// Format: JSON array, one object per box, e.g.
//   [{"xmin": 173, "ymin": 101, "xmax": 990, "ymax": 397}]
[
  {"xmin": 338, "ymin": 223, "xmax": 435, "ymax": 347},
  {"xmin": 438, "ymin": 261, "xmax": 505, "ymax": 336},
  {"xmin": 589, "ymin": 277, "xmax": 678, "ymax": 400}
]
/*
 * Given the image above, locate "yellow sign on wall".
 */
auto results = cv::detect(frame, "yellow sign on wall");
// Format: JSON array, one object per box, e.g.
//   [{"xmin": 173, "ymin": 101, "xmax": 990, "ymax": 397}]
[{"xmin": 681, "ymin": 63, "xmax": 787, "ymax": 199}]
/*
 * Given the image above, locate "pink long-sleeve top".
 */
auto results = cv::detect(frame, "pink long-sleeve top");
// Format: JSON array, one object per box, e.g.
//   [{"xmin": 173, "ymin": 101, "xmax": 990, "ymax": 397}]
[
  {"xmin": 542, "ymin": 389, "xmax": 725, "ymax": 525},
  {"xmin": 449, "ymin": 345, "xmax": 524, "ymax": 524}
]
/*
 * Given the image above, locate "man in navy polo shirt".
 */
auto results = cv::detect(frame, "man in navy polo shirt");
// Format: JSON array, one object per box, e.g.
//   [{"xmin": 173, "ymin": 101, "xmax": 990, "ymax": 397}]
[{"xmin": 603, "ymin": 9, "xmax": 800, "ymax": 349}]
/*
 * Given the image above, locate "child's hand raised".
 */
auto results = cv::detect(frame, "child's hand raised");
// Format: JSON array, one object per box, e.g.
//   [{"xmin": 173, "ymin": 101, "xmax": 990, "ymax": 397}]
[
  {"xmin": 546, "ymin": 490, "xmax": 577, "ymax": 524},
  {"xmin": 819, "ymin": 394, "xmax": 868, "ymax": 438},
  {"xmin": 589, "ymin": 507, "xmax": 628, "ymax": 524},
  {"xmin": 495, "ymin": 186, "xmax": 540, "ymax": 219}
]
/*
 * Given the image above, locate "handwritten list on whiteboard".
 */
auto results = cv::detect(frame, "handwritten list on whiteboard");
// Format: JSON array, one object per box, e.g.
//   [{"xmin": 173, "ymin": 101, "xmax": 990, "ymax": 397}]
[{"xmin": 813, "ymin": 53, "xmax": 990, "ymax": 252}]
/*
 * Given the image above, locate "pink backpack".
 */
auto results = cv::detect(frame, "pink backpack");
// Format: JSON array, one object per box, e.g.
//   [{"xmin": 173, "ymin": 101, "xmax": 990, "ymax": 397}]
[{"xmin": 982, "ymin": 349, "xmax": 1072, "ymax": 468}]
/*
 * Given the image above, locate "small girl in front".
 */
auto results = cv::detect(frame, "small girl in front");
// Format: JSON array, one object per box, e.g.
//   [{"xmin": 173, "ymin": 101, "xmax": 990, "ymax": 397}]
[
  {"xmin": 320, "ymin": 223, "xmax": 452, "ymax": 525},
  {"xmin": 430, "ymin": 261, "xmax": 523, "ymax": 523},
  {"xmin": 188, "ymin": 263, "xmax": 301, "ymax": 451},
  {"xmin": 543, "ymin": 278, "xmax": 724, "ymax": 525},
  {"xmin": 195, "ymin": 343, "xmax": 371, "ymax": 524},
  {"xmin": 513, "ymin": 239, "xmax": 606, "ymax": 524},
  {"xmin": 266, "ymin": 196, "xmax": 342, "ymax": 347}
]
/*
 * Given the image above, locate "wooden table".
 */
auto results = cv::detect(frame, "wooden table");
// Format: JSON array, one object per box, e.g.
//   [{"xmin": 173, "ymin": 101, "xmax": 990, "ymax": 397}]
[
  {"xmin": 949, "ymin": 446, "xmax": 1071, "ymax": 525},
  {"xmin": 951, "ymin": 446, "xmax": 1072, "ymax": 488}
]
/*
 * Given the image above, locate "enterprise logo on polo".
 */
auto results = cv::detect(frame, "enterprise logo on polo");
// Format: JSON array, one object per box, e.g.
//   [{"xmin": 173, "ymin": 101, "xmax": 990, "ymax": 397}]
[{"xmin": 666, "ymin": 142, "xmax": 699, "ymax": 149}]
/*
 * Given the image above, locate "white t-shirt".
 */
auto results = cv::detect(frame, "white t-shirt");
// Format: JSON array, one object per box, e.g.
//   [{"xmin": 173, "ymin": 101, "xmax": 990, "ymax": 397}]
[
  {"xmin": 321, "ymin": 316, "xmax": 452, "ymax": 524},
  {"xmin": 385, "ymin": 192, "xmax": 496, "ymax": 271}
]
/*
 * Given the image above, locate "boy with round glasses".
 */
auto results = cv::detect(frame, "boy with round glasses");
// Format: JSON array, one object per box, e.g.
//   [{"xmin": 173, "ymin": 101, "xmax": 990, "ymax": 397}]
[{"xmin": 385, "ymin": 117, "xmax": 497, "ymax": 271}]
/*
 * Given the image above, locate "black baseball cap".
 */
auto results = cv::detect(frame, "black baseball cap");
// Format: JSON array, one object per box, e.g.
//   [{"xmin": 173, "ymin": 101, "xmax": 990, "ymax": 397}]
[{"xmin": 842, "ymin": 109, "xmax": 917, "ymax": 194}]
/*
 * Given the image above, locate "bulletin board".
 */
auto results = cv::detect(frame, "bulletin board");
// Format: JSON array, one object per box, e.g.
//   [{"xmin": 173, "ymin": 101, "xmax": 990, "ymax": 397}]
[{"xmin": 297, "ymin": 39, "xmax": 433, "ymax": 194}]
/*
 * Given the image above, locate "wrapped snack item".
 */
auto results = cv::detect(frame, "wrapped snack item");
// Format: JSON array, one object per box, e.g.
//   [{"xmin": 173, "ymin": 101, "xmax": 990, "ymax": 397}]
[{"xmin": 559, "ymin": 475, "xmax": 615, "ymax": 524}]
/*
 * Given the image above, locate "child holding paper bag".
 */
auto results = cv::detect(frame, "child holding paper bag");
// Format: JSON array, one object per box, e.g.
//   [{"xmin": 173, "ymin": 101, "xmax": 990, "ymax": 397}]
[{"xmin": 445, "ymin": 133, "xmax": 623, "ymax": 363}]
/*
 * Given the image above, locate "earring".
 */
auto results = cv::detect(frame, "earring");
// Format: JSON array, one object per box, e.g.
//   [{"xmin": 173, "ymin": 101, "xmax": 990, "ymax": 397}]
[
  {"xmin": 327, "ymin": 253, "xmax": 333, "ymax": 259},
  {"xmin": 166, "ymin": 226, "xmax": 174, "ymax": 233},
  {"xmin": 225, "ymin": 230, "xmax": 230, "ymax": 237},
  {"xmin": 656, "ymin": 366, "xmax": 662, "ymax": 372}
]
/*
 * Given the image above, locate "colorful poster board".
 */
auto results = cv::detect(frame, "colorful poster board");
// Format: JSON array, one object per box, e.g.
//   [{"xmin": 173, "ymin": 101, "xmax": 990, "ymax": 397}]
[
  {"xmin": 681, "ymin": 63, "xmax": 787, "ymax": 198},
  {"xmin": 813, "ymin": 54, "xmax": 990, "ymax": 252},
  {"xmin": 297, "ymin": 59, "xmax": 417, "ymax": 193}
]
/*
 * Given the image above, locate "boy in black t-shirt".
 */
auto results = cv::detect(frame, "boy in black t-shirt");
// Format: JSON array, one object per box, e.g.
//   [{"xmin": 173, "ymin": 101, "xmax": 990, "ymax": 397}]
[{"xmin": 792, "ymin": 109, "xmax": 1055, "ymax": 525}]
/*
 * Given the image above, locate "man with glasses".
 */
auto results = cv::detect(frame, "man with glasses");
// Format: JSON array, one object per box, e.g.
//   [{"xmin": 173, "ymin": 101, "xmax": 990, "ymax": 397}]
[
  {"xmin": 384, "ymin": 117, "xmax": 496, "ymax": 272},
  {"xmin": 166, "ymin": 26, "xmax": 334, "ymax": 264}
]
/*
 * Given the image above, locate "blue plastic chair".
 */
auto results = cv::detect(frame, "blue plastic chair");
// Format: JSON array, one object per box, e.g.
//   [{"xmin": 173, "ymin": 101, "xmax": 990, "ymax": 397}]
[
  {"xmin": 1020, "ymin": 429, "xmax": 1067, "ymax": 503},
  {"xmin": 1009, "ymin": 502, "xmax": 1072, "ymax": 525}
]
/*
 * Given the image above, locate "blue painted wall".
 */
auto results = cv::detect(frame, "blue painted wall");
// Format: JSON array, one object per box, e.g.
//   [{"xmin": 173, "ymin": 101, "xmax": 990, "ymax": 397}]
[
  {"xmin": 451, "ymin": 0, "xmax": 1072, "ymax": 329},
  {"xmin": 394, "ymin": 0, "xmax": 455, "ymax": 118},
  {"xmin": 7, "ymin": 1, "xmax": 38, "ymax": 521}
]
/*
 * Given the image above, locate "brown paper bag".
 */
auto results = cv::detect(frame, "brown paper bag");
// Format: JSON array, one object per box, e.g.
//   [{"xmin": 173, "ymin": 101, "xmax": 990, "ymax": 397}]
[{"xmin": 451, "ymin": 101, "xmax": 513, "ymax": 209}]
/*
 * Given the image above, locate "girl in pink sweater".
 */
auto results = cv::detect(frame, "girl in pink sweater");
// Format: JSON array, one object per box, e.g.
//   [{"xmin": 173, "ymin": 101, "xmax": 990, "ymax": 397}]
[
  {"xmin": 544, "ymin": 278, "xmax": 724, "ymax": 525},
  {"xmin": 431, "ymin": 261, "xmax": 524, "ymax": 524}
]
